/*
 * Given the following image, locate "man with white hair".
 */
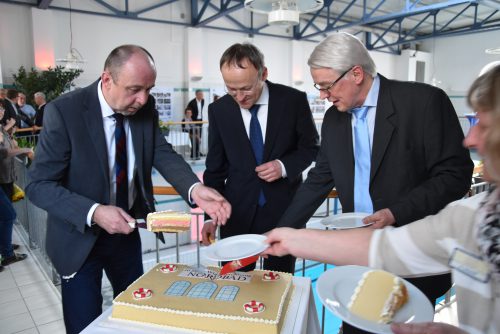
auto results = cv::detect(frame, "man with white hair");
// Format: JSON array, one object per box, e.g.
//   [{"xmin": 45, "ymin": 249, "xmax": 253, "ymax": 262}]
[
  {"xmin": 33, "ymin": 91, "xmax": 46, "ymax": 127},
  {"xmin": 275, "ymin": 32, "xmax": 473, "ymax": 333}
]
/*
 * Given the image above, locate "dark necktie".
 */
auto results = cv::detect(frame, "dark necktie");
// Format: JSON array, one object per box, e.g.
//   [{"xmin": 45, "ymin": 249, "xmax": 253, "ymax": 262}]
[
  {"xmin": 113, "ymin": 113, "xmax": 128, "ymax": 211},
  {"xmin": 249, "ymin": 104, "xmax": 266, "ymax": 207},
  {"xmin": 352, "ymin": 106, "xmax": 373, "ymax": 213}
]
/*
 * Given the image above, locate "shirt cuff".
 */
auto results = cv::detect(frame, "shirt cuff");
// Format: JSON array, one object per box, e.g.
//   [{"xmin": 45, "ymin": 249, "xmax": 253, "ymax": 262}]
[
  {"xmin": 277, "ymin": 159, "xmax": 287, "ymax": 178},
  {"xmin": 87, "ymin": 203, "xmax": 100, "ymax": 226},
  {"xmin": 188, "ymin": 182, "xmax": 202, "ymax": 205}
]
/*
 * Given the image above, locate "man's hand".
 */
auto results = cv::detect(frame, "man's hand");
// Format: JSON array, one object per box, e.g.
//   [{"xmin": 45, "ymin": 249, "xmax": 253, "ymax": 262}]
[
  {"xmin": 92, "ymin": 205, "xmax": 135, "ymax": 234},
  {"xmin": 201, "ymin": 221, "xmax": 217, "ymax": 246},
  {"xmin": 363, "ymin": 208, "xmax": 395, "ymax": 229},
  {"xmin": 191, "ymin": 184, "xmax": 231, "ymax": 226},
  {"xmin": 261, "ymin": 227, "xmax": 299, "ymax": 257},
  {"xmin": 391, "ymin": 322, "xmax": 468, "ymax": 334},
  {"xmin": 256, "ymin": 160, "xmax": 283, "ymax": 182}
]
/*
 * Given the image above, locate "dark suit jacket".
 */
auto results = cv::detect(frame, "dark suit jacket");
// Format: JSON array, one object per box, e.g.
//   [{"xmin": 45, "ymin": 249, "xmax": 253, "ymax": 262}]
[
  {"xmin": 187, "ymin": 98, "xmax": 204, "ymax": 121},
  {"xmin": 279, "ymin": 75, "xmax": 473, "ymax": 228},
  {"xmin": 204, "ymin": 81, "xmax": 319, "ymax": 237},
  {"xmin": 26, "ymin": 80, "xmax": 200, "ymax": 276},
  {"xmin": 0, "ymin": 99, "xmax": 19, "ymax": 126},
  {"xmin": 34, "ymin": 104, "xmax": 45, "ymax": 127}
]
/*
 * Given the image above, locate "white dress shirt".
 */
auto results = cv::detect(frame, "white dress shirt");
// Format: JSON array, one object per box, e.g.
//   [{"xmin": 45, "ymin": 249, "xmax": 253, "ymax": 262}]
[
  {"xmin": 86, "ymin": 81, "xmax": 137, "ymax": 225},
  {"xmin": 239, "ymin": 83, "xmax": 287, "ymax": 177}
]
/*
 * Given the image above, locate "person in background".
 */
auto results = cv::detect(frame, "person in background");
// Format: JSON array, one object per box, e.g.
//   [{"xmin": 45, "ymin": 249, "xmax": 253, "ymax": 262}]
[
  {"xmin": 9, "ymin": 90, "xmax": 34, "ymax": 134},
  {"xmin": 182, "ymin": 107, "xmax": 201, "ymax": 160},
  {"xmin": 17, "ymin": 92, "xmax": 36, "ymax": 120},
  {"xmin": 33, "ymin": 91, "xmax": 46, "ymax": 128},
  {"xmin": 263, "ymin": 64, "xmax": 500, "ymax": 334},
  {"xmin": 187, "ymin": 89, "xmax": 205, "ymax": 123},
  {"xmin": 26, "ymin": 45, "xmax": 231, "ymax": 334},
  {"xmin": 273, "ymin": 32, "xmax": 473, "ymax": 333},
  {"xmin": 0, "ymin": 104, "xmax": 32, "ymax": 267},
  {"xmin": 0, "ymin": 88, "xmax": 17, "ymax": 126},
  {"xmin": 187, "ymin": 89, "xmax": 206, "ymax": 155},
  {"xmin": 202, "ymin": 43, "xmax": 319, "ymax": 273}
]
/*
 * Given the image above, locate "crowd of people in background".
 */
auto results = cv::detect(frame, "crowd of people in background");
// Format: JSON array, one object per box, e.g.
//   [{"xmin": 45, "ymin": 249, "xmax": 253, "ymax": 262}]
[{"xmin": 0, "ymin": 88, "xmax": 46, "ymax": 133}]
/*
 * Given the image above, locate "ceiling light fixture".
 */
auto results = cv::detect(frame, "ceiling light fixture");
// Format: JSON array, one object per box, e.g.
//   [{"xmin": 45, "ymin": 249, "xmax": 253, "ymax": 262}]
[
  {"xmin": 245, "ymin": 0, "xmax": 324, "ymax": 26},
  {"xmin": 485, "ymin": 47, "xmax": 500, "ymax": 55},
  {"xmin": 56, "ymin": 0, "xmax": 85, "ymax": 70}
]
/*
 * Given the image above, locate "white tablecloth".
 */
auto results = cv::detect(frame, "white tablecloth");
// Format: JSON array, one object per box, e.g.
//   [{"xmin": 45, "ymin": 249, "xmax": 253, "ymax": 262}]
[
  {"xmin": 166, "ymin": 132, "xmax": 191, "ymax": 148},
  {"xmin": 81, "ymin": 276, "xmax": 320, "ymax": 334}
]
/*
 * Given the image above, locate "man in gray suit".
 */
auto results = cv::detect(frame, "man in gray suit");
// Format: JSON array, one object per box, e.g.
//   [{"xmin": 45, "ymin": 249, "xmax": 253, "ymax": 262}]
[{"xmin": 26, "ymin": 45, "xmax": 231, "ymax": 334}]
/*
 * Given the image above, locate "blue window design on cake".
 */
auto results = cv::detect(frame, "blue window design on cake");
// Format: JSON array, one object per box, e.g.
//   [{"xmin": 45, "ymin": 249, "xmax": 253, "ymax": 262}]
[
  {"xmin": 165, "ymin": 281, "xmax": 191, "ymax": 296},
  {"xmin": 215, "ymin": 286, "xmax": 239, "ymax": 302},
  {"xmin": 186, "ymin": 282, "xmax": 217, "ymax": 299}
]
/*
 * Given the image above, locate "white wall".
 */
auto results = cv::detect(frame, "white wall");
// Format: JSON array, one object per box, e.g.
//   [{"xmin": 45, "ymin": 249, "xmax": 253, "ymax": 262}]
[{"xmin": 3, "ymin": 2, "xmax": 497, "ymax": 120}]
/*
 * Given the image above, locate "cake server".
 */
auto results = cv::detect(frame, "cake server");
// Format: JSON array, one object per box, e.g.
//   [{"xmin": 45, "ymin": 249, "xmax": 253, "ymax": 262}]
[
  {"xmin": 219, "ymin": 255, "xmax": 259, "ymax": 275},
  {"xmin": 128, "ymin": 219, "xmax": 147, "ymax": 229}
]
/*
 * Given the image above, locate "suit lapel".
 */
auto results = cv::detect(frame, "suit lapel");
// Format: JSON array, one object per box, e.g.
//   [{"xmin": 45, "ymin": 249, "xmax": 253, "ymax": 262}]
[
  {"xmin": 83, "ymin": 81, "xmax": 110, "ymax": 197},
  {"xmin": 371, "ymin": 75, "xmax": 395, "ymax": 181},
  {"xmin": 263, "ymin": 81, "xmax": 281, "ymax": 162}
]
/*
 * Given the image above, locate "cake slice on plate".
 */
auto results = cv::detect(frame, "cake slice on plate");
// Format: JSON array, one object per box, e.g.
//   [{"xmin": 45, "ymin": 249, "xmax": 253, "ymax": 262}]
[{"xmin": 348, "ymin": 269, "xmax": 408, "ymax": 323}]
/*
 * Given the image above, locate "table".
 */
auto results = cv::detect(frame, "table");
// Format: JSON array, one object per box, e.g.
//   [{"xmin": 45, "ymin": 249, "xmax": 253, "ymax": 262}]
[
  {"xmin": 165, "ymin": 131, "xmax": 191, "ymax": 147},
  {"xmin": 82, "ymin": 277, "xmax": 320, "ymax": 334}
]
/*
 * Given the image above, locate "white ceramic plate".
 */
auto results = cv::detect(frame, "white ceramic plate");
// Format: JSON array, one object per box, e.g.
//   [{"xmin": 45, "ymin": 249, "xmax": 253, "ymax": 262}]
[
  {"xmin": 203, "ymin": 234, "xmax": 268, "ymax": 261},
  {"xmin": 316, "ymin": 265, "xmax": 434, "ymax": 334},
  {"xmin": 319, "ymin": 212, "xmax": 372, "ymax": 229}
]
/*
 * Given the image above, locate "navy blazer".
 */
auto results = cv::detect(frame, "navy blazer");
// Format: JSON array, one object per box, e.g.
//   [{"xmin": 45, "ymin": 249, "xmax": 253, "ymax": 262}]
[
  {"xmin": 26, "ymin": 80, "xmax": 199, "ymax": 276},
  {"xmin": 204, "ymin": 81, "xmax": 319, "ymax": 237},
  {"xmin": 279, "ymin": 74, "xmax": 473, "ymax": 228}
]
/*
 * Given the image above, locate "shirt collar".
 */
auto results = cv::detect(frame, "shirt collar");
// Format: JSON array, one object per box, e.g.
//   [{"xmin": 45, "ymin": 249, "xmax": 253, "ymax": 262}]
[
  {"xmin": 97, "ymin": 80, "xmax": 115, "ymax": 118},
  {"xmin": 254, "ymin": 81, "xmax": 269, "ymax": 106},
  {"xmin": 363, "ymin": 74, "xmax": 380, "ymax": 108}
]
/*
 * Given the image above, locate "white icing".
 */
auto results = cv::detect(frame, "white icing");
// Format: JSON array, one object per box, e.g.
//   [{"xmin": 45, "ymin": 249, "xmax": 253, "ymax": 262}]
[{"xmin": 113, "ymin": 263, "xmax": 293, "ymax": 326}]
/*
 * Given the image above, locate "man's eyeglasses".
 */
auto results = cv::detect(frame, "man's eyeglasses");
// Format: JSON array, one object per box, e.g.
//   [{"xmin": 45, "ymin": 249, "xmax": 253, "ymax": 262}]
[
  {"xmin": 224, "ymin": 78, "xmax": 261, "ymax": 97},
  {"xmin": 313, "ymin": 66, "xmax": 354, "ymax": 92}
]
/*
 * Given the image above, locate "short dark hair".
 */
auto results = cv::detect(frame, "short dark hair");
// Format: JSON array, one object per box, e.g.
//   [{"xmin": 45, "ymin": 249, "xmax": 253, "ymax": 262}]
[
  {"xmin": 7, "ymin": 89, "xmax": 18, "ymax": 100},
  {"xmin": 104, "ymin": 45, "xmax": 155, "ymax": 81},
  {"xmin": 219, "ymin": 43, "xmax": 265, "ymax": 77}
]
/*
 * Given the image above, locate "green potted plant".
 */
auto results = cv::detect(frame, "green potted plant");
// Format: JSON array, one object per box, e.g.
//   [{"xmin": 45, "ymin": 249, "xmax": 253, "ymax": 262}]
[{"xmin": 13, "ymin": 66, "xmax": 83, "ymax": 105}]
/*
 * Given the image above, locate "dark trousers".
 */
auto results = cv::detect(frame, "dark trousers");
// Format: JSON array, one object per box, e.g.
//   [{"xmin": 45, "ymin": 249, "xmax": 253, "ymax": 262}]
[
  {"xmin": 342, "ymin": 273, "xmax": 451, "ymax": 333},
  {"xmin": 61, "ymin": 228, "xmax": 143, "ymax": 334},
  {"xmin": 0, "ymin": 184, "xmax": 16, "ymax": 259},
  {"xmin": 222, "ymin": 204, "xmax": 296, "ymax": 274}
]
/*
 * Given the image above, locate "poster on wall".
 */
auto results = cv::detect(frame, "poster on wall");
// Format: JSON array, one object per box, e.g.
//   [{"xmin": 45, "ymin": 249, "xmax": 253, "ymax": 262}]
[
  {"xmin": 151, "ymin": 87, "xmax": 174, "ymax": 122},
  {"xmin": 307, "ymin": 93, "xmax": 329, "ymax": 118}
]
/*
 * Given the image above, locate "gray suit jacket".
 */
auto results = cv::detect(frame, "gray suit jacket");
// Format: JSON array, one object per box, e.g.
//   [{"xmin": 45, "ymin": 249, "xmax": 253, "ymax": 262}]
[
  {"xmin": 279, "ymin": 75, "xmax": 473, "ymax": 228},
  {"xmin": 26, "ymin": 80, "xmax": 199, "ymax": 276}
]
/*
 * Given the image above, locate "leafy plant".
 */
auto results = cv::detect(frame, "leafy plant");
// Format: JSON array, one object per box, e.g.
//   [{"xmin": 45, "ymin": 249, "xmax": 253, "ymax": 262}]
[
  {"xmin": 13, "ymin": 66, "xmax": 83, "ymax": 105},
  {"xmin": 159, "ymin": 120, "xmax": 173, "ymax": 135}
]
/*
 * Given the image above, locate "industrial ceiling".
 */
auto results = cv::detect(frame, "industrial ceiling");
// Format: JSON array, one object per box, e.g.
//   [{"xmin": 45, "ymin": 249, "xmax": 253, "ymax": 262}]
[{"xmin": 1, "ymin": 0, "xmax": 499, "ymax": 54}]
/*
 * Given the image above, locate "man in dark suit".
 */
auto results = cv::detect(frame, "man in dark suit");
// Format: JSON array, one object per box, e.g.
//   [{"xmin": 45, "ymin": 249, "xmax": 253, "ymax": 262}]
[
  {"xmin": 26, "ymin": 45, "xmax": 231, "ymax": 334},
  {"xmin": 275, "ymin": 33, "xmax": 473, "ymax": 333},
  {"xmin": 187, "ymin": 89, "xmax": 204, "ymax": 122},
  {"xmin": 201, "ymin": 43, "xmax": 319, "ymax": 273},
  {"xmin": 33, "ymin": 91, "xmax": 47, "ymax": 127},
  {"xmin": 187, "ymin": 89, "xmax": 205, "ymax": 154}
]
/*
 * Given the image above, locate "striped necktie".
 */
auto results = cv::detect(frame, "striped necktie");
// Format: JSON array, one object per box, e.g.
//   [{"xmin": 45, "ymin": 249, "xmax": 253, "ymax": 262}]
[
  {"xmin": 113, "ymin": 113, "xmax": 128, "ymax": 211},
  {"xmin": 352, "ymin": 106, "xmax": 373, "ymax": 213},
  {"xmin": 249, "ymin": 104, "xmax": 266, "ymax": 207}
]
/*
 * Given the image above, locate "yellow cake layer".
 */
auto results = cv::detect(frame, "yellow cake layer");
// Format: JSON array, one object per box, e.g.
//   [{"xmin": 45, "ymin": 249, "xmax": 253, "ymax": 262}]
[
  {"xmin": 146, "ymin": 210, "xmax": 191, "ymax": 232},
  {"xmin": 111, "ymin": 264, "xmax": 293, "ymax": 334},
  {"xmin": 348, "ymin": 270, "xmax": 407, "ymax": 323}
]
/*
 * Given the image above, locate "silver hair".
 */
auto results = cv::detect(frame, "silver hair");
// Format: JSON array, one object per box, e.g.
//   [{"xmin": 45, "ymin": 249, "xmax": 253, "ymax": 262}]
[
  {"xmin": 308, "ymin": 32, "xmax": 377, "ymax": 77},
  {"xmin": 34, "ymin": 92, "xmax": 46, "ymax": 100}
]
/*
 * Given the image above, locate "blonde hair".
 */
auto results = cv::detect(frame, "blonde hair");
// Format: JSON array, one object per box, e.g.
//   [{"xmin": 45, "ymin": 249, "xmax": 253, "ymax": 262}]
[{"xmin": 468, "ymin": 64, "xmax": 500, "ymax": 179}]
